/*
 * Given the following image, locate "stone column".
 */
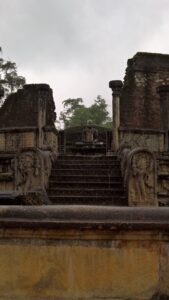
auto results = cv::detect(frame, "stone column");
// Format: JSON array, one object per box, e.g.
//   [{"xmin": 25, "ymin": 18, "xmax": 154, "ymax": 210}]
[
  {"xmin": 157, "ymin": 85, "xmax": 169, "ymax": 151},
  {"xmin": 37, "ymin": 87, "xmax": 48, "ymax": 148},
  {"xmin": 0, "ymin": 85, "xmax": 4, "ymax": 102},
  {"xmin": 109, "ymin": 80, "xmax": 123, "ymax": 152}
]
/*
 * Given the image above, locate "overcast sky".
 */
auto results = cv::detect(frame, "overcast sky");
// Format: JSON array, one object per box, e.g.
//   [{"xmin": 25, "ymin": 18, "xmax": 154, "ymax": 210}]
[{"xmin": 1, "ymin": 0, "xmax": 169, "ymax": 119}]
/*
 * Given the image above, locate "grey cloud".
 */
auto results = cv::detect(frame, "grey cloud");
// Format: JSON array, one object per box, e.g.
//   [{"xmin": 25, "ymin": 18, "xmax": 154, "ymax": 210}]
[
  {"xmin": 1, "ymin": 0, "xmax": 166, "ymax": 66},
  {"xmin": 0, "ymin": 0, "xmax": 169, "ymax": 114}
]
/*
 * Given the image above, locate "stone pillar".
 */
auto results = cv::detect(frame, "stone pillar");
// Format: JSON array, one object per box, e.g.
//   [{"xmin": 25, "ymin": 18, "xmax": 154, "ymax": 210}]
[
  {"xmin": 37, "ymin": 85, "xmax": 51, "ymax": 148},
  {"xmin": 0, "ymin": 85, "xmax": 4, "ymax": 102},
  {"xmin": 38, "ymin": 90, "xmax": 46, "ymax": 148},
  {"xmin": 109, "ymin": 80, "xmax": 123, "ymax": 152},
  {"xmin": 157, "ymin": 85, "xmax": 169, "ymax": 151}
]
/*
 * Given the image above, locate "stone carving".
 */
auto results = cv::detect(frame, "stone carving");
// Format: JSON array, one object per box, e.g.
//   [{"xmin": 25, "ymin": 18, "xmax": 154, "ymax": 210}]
[
  {"xmin": 15, "ymin": 150, "xmax": 40, "ymax": 194},
  {"xmin": 119, "ymin": 145, "xmax": 157, "ymax": 206},
  {"xmin": 129, "ymin": 149, "xmax": 157, "ymax": 206},
  {"xmin": 119, "ymin": 131, "xmax": 164, "ymax": 152},
  {"xmin": 82, "ymin": 120, "xmax": 98, "ymax": 143},
  {"xmin": 129, "ymin": 151, "xmax": 153, "ymax": 202},
  {"xmin": 0, "ymin": 83, "xmax": 58, "ymax": 204},
  {"xmin": 14, "ymin": 148, "xmax": 54, "ymax": 196}
]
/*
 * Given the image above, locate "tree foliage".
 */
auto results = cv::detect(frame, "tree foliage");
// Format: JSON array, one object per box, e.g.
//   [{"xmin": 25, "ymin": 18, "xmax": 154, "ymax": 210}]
[
  {"xmin": 59, "ymin": 95, "xmax": 112, "ymax": 128},
  {"xmin": 0, "ymin": 48, "xmax": 26, "ymax": 104}
]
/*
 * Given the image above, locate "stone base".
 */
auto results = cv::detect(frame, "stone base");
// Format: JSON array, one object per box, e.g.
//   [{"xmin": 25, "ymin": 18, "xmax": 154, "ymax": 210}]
[
  {"xmin": 20, "ymin": 189, "xmax": 51, "ymax": 205},
  {"xmin": 0, "ymin": 206, "xmax": 168, "ymax": 299}
]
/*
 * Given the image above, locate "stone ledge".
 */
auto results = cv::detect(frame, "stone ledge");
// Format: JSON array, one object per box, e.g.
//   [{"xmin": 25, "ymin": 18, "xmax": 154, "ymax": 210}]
[
  {"xmin": 0, "ymin": 126, "xmax": 37, "ymax": 133},
  {"xmin": 0, "ymin": 206, "xmax": 168, "ymax": 230},
  {"xmin": 128, "ymin": 51, "xmax": 169, "ymax": 72},
  {"xmin": 119, "ymin": 127, "xmax": 165, "ymax": 134}
]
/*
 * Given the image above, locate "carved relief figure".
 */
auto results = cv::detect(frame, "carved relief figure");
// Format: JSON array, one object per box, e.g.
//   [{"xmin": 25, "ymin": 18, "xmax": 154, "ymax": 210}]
[
  {"xmin": 15, "ymin": 149, "xmax": 53, "ymax": 194},
  {"xmin": 126, "ymin": 148, "xmax": 157, "ymax": 206},
  {"xmin": 131, "ymin": 152, "xmax": 153, "ymax": 201},
  {"xmin": 16, "ymin": 151, "xmax": 40, "ymax": 194}
]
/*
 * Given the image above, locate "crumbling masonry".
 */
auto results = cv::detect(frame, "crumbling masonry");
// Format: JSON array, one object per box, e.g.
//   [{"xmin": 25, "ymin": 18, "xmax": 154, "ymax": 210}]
[{"xmin": 0, "ymin": 53, "xmax": 169, "ymax": 299}]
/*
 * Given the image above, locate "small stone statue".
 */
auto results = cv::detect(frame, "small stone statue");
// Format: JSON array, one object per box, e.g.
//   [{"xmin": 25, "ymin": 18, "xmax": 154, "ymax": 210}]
[{"xmin": 82, "ymin": 120, "xmax": 98, "ymax": 143}]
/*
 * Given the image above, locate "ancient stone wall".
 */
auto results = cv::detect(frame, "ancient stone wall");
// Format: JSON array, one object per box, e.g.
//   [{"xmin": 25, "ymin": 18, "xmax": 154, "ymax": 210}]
[
  {"xmin": 120, "ymin": 52, "xmax": 169, "ymax": 130},
  {"xmin": 0, "ymin": 84, "xmax": 56, "ymax": 128},
  {"xmin": 119, "ymin": 128, "xmax": 164, "ymax": 152},
  {"xmin": 0, "ymin": 84, "xmax": 58, "ymax": 201},
  {"xmin": 0, "ymin": 206, "xmax": 168, "ymax": 299},
  {"xmin": 0, "ymin": 84, "xmax": 58, "ymax": 151}
]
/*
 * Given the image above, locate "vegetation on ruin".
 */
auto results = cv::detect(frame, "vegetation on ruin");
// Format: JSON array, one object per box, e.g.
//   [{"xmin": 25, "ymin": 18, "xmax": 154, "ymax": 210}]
[
  {"xmin": 59, "ymin": 96, "xmax": 112, "ymax": 128},
  {"xmin": 0, "ymin": 47, "xmax": 26, "ymax": 104}
]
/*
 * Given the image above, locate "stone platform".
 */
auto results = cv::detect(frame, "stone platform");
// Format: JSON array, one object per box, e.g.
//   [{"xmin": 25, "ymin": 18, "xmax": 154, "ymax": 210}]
[{"xmin": 0, "ymin": 205, "xmax": 168, "ymax": 299}]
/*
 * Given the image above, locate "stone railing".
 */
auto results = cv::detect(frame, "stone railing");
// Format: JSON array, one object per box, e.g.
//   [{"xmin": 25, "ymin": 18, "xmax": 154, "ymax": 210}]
[{"xmin": 118, "ymin": 142, "xmax": 157, "ymax": 206}]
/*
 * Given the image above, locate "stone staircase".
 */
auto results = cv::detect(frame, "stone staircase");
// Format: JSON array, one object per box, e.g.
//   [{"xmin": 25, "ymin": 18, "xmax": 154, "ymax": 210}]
[{"xmin": 47, "ymin": 155, "xmax": 127, "ymax": 206}]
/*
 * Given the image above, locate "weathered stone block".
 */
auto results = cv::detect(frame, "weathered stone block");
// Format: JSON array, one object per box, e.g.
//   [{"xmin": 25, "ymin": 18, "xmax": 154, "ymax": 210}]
[
  {"xmin": 22, "ymin": 132, "xmax": 35, "ymax": 148},
  {"xmin": 0, "ymin": 206, "xmax": 167, "ymax": 299},
  {"xmin": 45, "ymin": 131, "xmax": 58, "ymax": 153},
  {"xmin": 121, "ymin": 52, "xmax": 169, "ymax": 130},
  {"xmin": 120, "ymin": 130, "xmax": 165, "ymax": 152},
  {"xmin": 0, "ymin": 133, "xmax": 5, "ymax": 151}
]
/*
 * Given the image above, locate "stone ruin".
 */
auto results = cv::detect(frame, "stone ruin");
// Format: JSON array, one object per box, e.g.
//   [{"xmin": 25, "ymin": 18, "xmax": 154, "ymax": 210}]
[
  {"xmin": 1, "ymin": 53, "xmax": 169, "ymax": 300},
  {"xmin": 109, "ymin": 52, "xmax": 169, "ymax": 207},
  {"xmin": 0, "ymin": 84, "xmax": 58, "ymax": 204},
  {"xmin": 0, "ymin": 52, "xmax": 169, "ymax": 207}
]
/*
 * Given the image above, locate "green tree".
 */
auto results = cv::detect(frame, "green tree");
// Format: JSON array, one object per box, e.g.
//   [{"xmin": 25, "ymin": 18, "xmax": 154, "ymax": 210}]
[
  {"xmin": 0, "ymin": 48, "xmax": 26, "ymax": 104},
  {"xmin": 68, "ymin": 106, "xmax": 92, "ymax": 127},
  {"xmin": 59, "ymin": 96, "xmax": 112, "ymax": 128},
  {"xmin": 90, "ymin": 95, "xmax": 111, "ymax": 126},
  {"xmin": 59, "ymin": 98, "xmax": 83, "ymax": 128}
]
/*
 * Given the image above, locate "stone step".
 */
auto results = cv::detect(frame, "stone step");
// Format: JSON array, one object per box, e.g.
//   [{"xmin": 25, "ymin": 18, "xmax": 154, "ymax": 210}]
[
  {"xmin": 47, "ymin": 154, "xmax": 127, "ymax": 206},
  {"xmin": 51, "ymin": 164, "xmax": 121, "ymax": 170},
  {"xmin": 49, "ymin": 174, "xmax": 123, "ymax": 182},
  {"xmin": 48, "ymin": 188, "xmax": 124, "ymax": 196},
  {"xmin": 48, "ymin": 195, "xmax": 127, "ymax": 206},
  {"xmin": 49, "ymin": 181, "xmax": 123, "ymax": 188},
  {"xmin": 57, "ymin": 155, "xmax": 118, "ymax": 160},
  {"xmin": 50, "ymin": 169, "xmax": 122, "ymax": 176},
  {"xmin": 53, "ymin": 160, "xmax": 120, "ymax": 166}
]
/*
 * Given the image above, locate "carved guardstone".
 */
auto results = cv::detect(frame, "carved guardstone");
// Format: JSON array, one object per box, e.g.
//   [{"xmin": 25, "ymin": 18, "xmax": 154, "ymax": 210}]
[
  {"xmin": 127, "ymin": 149, "xmax": 157, "ymax": 206},
  {"xmin": 13, "ymin": 148, "xmax": 54, "ymax": 204}
]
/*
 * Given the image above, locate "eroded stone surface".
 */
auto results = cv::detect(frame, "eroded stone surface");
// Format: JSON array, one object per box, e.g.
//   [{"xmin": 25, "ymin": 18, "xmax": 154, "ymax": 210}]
[{"xmin": 120, "ymin": 52, "xmax": 169, "ymax": 130}]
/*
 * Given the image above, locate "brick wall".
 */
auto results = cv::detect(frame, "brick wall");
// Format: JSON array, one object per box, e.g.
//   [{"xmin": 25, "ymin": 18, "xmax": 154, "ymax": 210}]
[
  {"xmin": 0, "ymin": 84, "xmax": 56, "ymax": 128},
  {"xmin": 120, "ymin": 52, "xmax": 169, "ymax": 130}
]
